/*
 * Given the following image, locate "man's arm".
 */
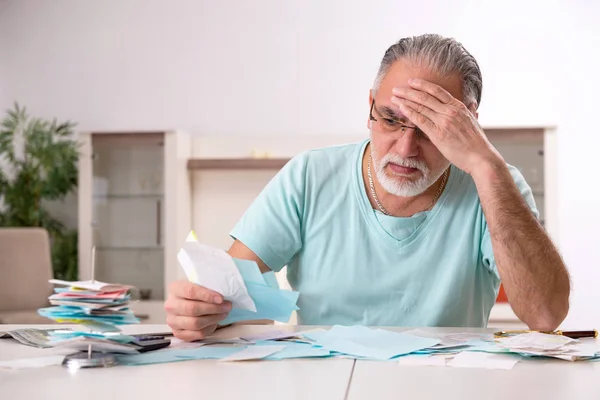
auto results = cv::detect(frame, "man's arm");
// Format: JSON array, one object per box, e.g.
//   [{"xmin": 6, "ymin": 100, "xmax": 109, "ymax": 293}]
[
  {"xmin": 390, "ymin": 78, "xmax": 571, "ymax": 331},
  {"xmin": 472, "ymin": 162, "xmax": 570, "ymax": 330},
  {"xmin": 227, "ymin": 240, "xmax": 271, "ymax": 274}
]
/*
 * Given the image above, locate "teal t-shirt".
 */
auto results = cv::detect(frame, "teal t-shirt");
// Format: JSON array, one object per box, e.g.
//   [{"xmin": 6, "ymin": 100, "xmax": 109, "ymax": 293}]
[{"xmin": 230, "ymin": 139, "xmax": 538, "ymax": 327}]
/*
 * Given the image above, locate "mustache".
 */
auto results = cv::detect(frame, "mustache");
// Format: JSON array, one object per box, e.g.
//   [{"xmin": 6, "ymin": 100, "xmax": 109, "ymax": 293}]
[{"xmin": 379, "ymin": 154, "xmax": 429, "ymax": 173}]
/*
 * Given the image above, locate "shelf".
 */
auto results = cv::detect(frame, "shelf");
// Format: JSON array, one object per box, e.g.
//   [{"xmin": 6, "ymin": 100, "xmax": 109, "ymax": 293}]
[
  {"xmin": 93, "ymin": 194, "xmax": 164, "ymax": 199},
  {"xmin": 187, "ymin": 158, "xmax": 290, "ymax": 170},
  {"xmin": 96, "ymin": 246, "xmax": 164, "ymax": 251}
]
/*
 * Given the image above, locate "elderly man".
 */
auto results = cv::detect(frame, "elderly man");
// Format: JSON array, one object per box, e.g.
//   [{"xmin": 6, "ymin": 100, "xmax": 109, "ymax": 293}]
[{"xmin": 165, "ymin": 34, "xmax": 570, "ymax": 341}]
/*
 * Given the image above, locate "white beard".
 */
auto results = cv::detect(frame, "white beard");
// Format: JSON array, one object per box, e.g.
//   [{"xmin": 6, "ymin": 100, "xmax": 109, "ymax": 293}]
[{"xmin": 371, "ymin": 148, "xmax": 449, "ymax": 197}]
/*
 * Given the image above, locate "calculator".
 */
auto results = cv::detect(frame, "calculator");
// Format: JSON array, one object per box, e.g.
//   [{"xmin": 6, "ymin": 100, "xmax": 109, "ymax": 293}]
[{"xmin": 130, "ymin": 334, "xmax": 171, "ymax": 353}]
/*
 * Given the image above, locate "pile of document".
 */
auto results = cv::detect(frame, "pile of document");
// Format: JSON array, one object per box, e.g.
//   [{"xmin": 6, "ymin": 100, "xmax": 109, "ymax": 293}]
[
  {"xmin": 495, "ymin": 332, "xmax": 599, "ymax": 361},
  {"xmin": 38, "ymin": 279, "xmax": 140, "ymax": 332},
  {"xmin": 0, "ymin": 328, "xmax": 63, "ymax": 348},
  {"xmin": 178, "ymin": 232, "xmax": 299, "ymax": 324},
  {"xmin": 117, "ymin": 326, "xmax": 600, "ymax": 368}
]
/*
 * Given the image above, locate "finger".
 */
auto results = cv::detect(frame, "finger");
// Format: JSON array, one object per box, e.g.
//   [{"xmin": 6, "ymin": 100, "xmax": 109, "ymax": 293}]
[
  {"xmin": 392, "ymin": 86, "xmax": 447, "ymax": 114},
  {"xmin": 167, "ymin": 313, "xmax": 229, "ymax": 331},
  {"xmin": 395, "ymin": 100, "xmax": 436, "ymax": 134},
  {"xmin": 172, "ymin": 325, "xmax": 218, "ymax": 342},
  {"xmin": 165, "ymin": 296, "xmax": 232, "ymax": 316},
  {"xmin": 169, "ymin": 280, "xmax": 224, "ymax": 304},
  {"xmin": 391, "ymin": 96, "xmax": 438, "ymax": 123},
  {"xmin": 407, "ymin": 78, "xmax": 455, "ymax": 105}
]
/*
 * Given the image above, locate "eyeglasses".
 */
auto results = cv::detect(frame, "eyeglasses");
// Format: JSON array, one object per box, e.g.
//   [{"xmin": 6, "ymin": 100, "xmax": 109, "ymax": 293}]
[{"xmin": 369, "ymin": 100, "xmax": 430, "ymax": 141}]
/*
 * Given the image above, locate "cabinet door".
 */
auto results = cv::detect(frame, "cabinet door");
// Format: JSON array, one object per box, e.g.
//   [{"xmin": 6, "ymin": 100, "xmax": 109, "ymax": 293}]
[{"xmin": 91, "ymin": 133, "xmax": 165, "ymax": 300}]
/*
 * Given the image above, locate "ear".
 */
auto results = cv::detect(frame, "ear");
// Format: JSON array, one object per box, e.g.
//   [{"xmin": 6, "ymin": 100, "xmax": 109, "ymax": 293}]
[
  {"xmin": 468, "ymin": 103, "xmax": 479, "ymax": 119},
  {"xmin": 367, "ymin": 90, "xmax": 374, "ymax": 130}
]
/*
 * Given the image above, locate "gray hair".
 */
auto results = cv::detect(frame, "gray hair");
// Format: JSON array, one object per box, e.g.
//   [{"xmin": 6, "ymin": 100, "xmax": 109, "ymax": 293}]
[{"xmin": 373, "ymin": 34, "xmax": 483, "ymax": 109}]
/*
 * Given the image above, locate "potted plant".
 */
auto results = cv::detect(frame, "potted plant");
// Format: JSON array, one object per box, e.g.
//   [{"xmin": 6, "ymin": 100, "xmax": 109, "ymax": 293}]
[{"xmin": 0, "ymin": 103, "xmax": 79, "ymax": 280}]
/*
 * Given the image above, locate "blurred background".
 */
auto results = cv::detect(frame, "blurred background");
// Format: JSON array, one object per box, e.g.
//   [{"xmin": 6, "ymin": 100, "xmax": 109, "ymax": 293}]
[{"xmin": 0, "ymin": 0, "xmax": 598, "ymax": 329}]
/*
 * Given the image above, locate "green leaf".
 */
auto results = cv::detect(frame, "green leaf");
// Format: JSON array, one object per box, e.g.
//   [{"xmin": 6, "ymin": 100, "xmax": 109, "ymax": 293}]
[{"xmin": 0, "ymin": 103, "xmax": 79, "ymax": 279}]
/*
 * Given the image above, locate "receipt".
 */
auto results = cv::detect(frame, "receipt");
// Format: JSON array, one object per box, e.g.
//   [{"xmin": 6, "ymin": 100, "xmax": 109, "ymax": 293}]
[{"xmin": 177, "ymin": 232, "xmax": 256, "ymax": 311}]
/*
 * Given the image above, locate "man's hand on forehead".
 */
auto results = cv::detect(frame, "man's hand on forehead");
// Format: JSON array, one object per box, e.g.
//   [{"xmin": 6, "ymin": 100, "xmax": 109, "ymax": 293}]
[{"xmin": 389, "ymin": 78, "xmax": 502, "ymax": 175}]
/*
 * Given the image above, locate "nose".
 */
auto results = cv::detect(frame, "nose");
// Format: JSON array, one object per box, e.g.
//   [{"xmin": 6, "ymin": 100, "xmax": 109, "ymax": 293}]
[{"xmin": 393, "ymin": 131, "xmax": 419, "ymax": 158}]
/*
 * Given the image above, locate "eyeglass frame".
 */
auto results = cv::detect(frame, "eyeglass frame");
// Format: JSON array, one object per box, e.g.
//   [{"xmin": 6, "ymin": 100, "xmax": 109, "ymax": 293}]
[{"xmin": 369, "ymin": 99, "xmax": 430, "ymax": 141}]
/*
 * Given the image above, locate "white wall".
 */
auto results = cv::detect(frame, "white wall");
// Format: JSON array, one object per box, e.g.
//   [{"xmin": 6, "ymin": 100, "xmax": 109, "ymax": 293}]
[{"xmin": 1, "ymin": 0, "xmax": 599, "ymax": 327}]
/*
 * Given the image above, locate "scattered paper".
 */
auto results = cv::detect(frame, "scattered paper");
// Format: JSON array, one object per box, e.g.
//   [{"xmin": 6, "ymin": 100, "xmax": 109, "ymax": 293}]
[
  {"xmin": 0, "ymin": 328, "xmax": 71, "ymax": 348},
  {"xmin": 496, "ymin": 332, "xmax": 576, "ymax": 351},
  {"xmin": 52, "ymin": 336, "xmax": 140, "ymax": 354},
  {"xmin": 448, "ymin": 352, "xmax": 521, "ymax": 370},
  {"xmin": 240, "ymin": 329, "xmax": 321, "ymax": 342},
  {"xmin": 403, "ymin": 329, "xmax": 493, "ymax": 348},
  {"xmin": 220, "ymin": 345, "xmax": 285, "ymax": 361},
  {"xmin": 167, "ymin": 337, "xmax": 207, "ymax": 350},
  {"xmin": 117, "ymin": 347, "xmax": 242, "ymax": 365},
  {"xmin": 178, "ymin": 232, "xmax": 256, "ymax": 311},
  {"xmin": 314, "ymin": 326, "xmax": 440, "ymax": 360},
  {"xmin": 398, "ymin": 354, "xmax": 453, "ymax": 367},
  {"xmin": 0, "ymin": 356, "xmax": 65, "ymax": 370},
  {"xmin": 241, "ymin": 329, "xmax": 295, "ymax": 342},
  {"xmin": 254, "ymin": 341, "xmax": 331, "ymax": 360}
]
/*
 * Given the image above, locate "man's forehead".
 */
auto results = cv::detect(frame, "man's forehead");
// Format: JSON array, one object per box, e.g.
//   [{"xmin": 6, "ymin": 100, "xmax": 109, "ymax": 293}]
[{"xmin": 378, "ymin": 60, "xmax": 463, "ymax": 99}]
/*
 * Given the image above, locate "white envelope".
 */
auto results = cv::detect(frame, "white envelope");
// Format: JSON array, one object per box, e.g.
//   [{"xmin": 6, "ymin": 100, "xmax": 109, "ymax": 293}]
[{"xmin": 177, "ymin": 233, "xmax": 256, "ymax": 312}]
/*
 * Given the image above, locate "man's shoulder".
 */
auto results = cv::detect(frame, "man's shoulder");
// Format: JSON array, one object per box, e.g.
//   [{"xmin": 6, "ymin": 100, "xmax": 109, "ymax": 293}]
[{"xmin": 295, "ymin": 140, "xmax": 365, "ymax": 168}]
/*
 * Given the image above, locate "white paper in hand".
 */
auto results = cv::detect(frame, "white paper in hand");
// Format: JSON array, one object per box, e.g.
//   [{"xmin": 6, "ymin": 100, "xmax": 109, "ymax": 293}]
[{"xmin": 178, "ymin": 233, "xmax": 256, "ymax": 311}]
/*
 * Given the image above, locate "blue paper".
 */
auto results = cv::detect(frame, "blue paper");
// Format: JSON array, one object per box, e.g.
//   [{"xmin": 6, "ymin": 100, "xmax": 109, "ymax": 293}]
[
  {"xmin": 233, "ymin": 259, "xmax": 266, "ymax": 285},
  {"xmin": 254, "ymin": 340, "xmax": 331, "ymax": 360},
  {"xmin": 220, "ymin": 260, "xmax": 299, "ymax": 325},
  {"xmin": 221, "ymin": 282, "xmax": 299, "ymax": 324},
  {"xmin": 117, "ymin": 347, "xmax": 243, "ymax": 366},
  {"xmin": 262, "ymin": 272, "xmax": 280, "ymax": 289},
  {"xmin": 314, "ymin": 325, "xmax": 440, "ymax": 360}
]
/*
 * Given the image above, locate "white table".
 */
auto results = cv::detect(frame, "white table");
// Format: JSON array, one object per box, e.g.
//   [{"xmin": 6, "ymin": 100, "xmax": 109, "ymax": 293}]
[
  {"xmin": 347, "ymin": 327, "xmax": 600, "ymax": 400},
  {"xmin": 0, "ymin": 324, "xmax": 353, "ymax": 400},
  {"xmin": 2, "ymin": 325, "xmax": 599, "ymax": 400}
]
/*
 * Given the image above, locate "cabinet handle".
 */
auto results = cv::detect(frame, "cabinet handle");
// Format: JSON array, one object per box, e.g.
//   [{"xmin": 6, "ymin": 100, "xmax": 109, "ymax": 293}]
[{"xmin": 156, "ymin": 200, "xmax": 161, "ymax": 246}]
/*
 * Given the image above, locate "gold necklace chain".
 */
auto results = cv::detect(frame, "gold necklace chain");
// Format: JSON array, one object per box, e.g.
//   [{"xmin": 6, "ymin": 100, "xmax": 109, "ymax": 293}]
[{"xmin": 367, "ymin": 155, "xmax": 449, "ymax": 216}]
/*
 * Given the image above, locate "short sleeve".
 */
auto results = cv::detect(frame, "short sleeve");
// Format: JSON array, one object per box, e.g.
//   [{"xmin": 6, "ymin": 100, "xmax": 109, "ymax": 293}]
[
  {"xmin": 229, "ymin": 152, "xmax": 308, "ymax": 272},
  {"xmin": 481, "ymin": 165, "xmax": 540, "ymax": 279}
]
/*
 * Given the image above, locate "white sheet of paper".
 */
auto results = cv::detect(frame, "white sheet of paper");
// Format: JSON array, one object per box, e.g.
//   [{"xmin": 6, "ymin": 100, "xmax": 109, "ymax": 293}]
[
  {"xmin": 0, "ymin": 356, "xmax": 65, "ymax": 370},
  {"xmin": 167, "ymin": 337, "xmax": 208, "ymax": 350},
  {"xmin": 448, "ymin": 352, "xmax": 521, "ymax": 370},
  {"xmin": 178, "ymin": 235, "xmax": 256, "ymax": 312},
  {"xmin": 496, "ymin": 332, "xmax": 576, "ymax": 351},
  {"xmin": 398, "ymin": 354, "xmax": 453, "ymax": 367},
  {"xmin": 220, "ymin": 345, "xmax": 285, "ymax": 361}
]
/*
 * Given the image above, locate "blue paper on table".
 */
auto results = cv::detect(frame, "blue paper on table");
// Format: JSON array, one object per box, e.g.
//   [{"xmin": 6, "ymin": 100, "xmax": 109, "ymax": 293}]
[
  {"xmin": 314, "ymin": 325, "xmax": 440, "ymax": 360},
  {"xmin": 219, "ymin": 259, "xmax": 299, "ymax": 325},
  {"xmin": 255, "ymin": 340, "xmax": 332, "ymax": 360},
  {"xmin": 116, "ymin": 347, "xmax": 243, "ymax": 366}
]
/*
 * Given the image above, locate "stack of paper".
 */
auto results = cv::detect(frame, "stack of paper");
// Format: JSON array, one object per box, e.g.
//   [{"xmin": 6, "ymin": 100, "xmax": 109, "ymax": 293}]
[
  {"xmin": 38, "ymin": 280, "xmax": 140, "ymax": 332},
  {"xmin": 178, "ymin": 232, "xmax": 299, "ymax": 324},
  {"xmin": 495, "ymin": 332, "xmax": 600, "ymax": 361}
]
